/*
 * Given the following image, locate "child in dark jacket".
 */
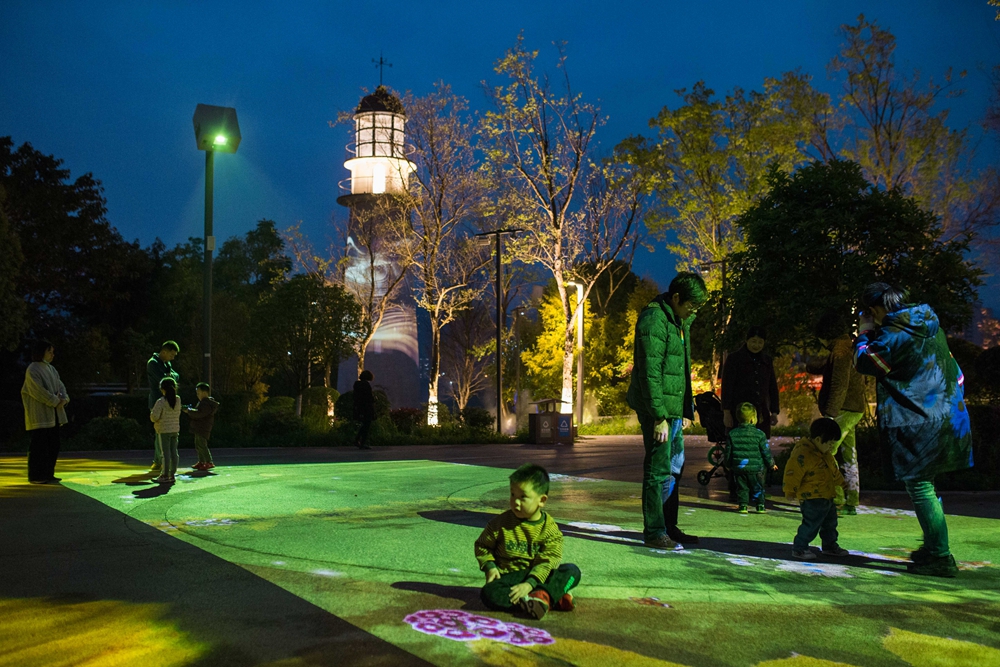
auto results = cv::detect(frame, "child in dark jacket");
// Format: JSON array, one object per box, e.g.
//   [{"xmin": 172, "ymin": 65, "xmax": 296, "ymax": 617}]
[
  {"xmin": 183, "ymin": 382, "xmax": 219, "ymax": 470},
  {"xmin": 726, "ymin": 402, "xmax": 777, "ymax": 513}
]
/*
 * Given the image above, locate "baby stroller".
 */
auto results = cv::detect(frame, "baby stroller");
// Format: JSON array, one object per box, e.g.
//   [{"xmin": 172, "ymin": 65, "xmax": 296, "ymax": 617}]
[{"xmin": 694, "ymin": 391, "xmax": 729, "ymax": 486}]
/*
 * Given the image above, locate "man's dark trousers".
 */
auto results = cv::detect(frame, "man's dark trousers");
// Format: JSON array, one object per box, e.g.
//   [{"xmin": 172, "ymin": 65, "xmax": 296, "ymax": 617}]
[
  {"xmin": 481, "ymin": 564, "xmax": 581, "ymax": 610},
  {"xmin": 28, "ymin": 426, "xmax": 59, "ymax": 482}
]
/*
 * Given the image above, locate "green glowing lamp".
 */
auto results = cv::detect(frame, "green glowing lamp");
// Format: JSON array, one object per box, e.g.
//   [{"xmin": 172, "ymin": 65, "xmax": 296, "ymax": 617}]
[{"xmin": 192, "ymin": 104, "xmax": 241, "ymax": 153}]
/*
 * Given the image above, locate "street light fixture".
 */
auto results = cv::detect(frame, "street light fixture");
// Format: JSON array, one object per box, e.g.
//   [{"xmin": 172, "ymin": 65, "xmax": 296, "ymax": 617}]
[
  {"xmin": 193, "ymin": 104, "xmax": 241, "ymax": 385},
  {"xmin": 566, "ymin": 281, "xmax": 585, "ymax": 426}
]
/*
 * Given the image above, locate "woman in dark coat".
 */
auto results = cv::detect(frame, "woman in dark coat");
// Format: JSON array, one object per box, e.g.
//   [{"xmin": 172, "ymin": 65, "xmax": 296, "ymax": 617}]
[
  {"xmin": 721, "ymin": 326, "xmax": 780, "ymax": 437},
  {"xmin": 353, "ymin": 370, "xmax": 376, "ymax": 450},
  {"xmin": 854, "ymin": 283, "xmax": 972, "ymax": 578}
]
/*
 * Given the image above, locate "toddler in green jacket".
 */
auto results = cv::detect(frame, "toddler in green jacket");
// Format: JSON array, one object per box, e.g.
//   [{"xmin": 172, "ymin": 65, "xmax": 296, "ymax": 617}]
[{"xmin": 726, "ymin": 402, "xmax": 777, "ymax": 513}]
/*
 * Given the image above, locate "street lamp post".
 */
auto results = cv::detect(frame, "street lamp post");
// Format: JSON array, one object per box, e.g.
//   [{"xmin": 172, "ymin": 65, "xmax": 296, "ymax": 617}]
[
  {"xmin": 193, "ymin": 104, "xmax": 241, "ymax": 386},
  {"xmin": 566, "ymin": 281, "xmax": 585, "ymax": 426},
  {"xmin": 475, "ymin": 227, "xmax": 523, "ymax": 434}
]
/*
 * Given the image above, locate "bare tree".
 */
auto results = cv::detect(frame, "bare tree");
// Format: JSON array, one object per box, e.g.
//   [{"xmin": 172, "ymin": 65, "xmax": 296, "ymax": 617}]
[
  {"xmin": 442, "ymin": 301, "xmax": 493, "ymax": 412},
  {"xmin": 482, "ymin": 37, "xmax": 646, "ymax": 412},
  {"xmin": 395, "ymin": 85, "xmax": 492, "ymax": 425}
]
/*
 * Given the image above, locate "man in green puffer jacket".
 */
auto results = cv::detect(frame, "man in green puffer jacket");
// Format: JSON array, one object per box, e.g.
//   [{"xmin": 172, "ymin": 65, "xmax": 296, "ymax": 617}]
[{"xmin": 627, "ymin": 272, "xmax": 708, "ymax": 548}]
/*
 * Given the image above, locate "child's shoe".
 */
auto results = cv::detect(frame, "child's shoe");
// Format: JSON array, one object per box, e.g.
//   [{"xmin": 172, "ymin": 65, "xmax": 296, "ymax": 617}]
[
  {"xmin": 822, "ymin": 545, "xmax": 850, "ymax": 557},
  {"xmin": 555, "ymin": 593, "xmax": 574, "ymax": 612},
  {"xmin": 643, "ymin": 534, "xmax": 676, "ymax": 549},
  {"xmin": 839, "ymin": 505, "xmax": 857, "ymax": 516},
  {"xmin": 791, "ymin": 548, "xmax": 816, "ymax": 561},
  {"xmin": 204, "ymin": 462, "xmax": 215, "ymax": 470},
  {"xmin": 756, "ymin": 505, "xmax": 766, "ymax": 514},
  {"xmin": 152, "ymin": 475, "xmax": 170, "ymax": 484},
  {"xmin": 150, "ymin": 463, "xmax": 162, "ymax": 473},
  {"xmin": 191, "ymin": 462, "xmax": 205, "ymax": 471},
  {"xmin": 738, "ymin": 505, "xmax": 749, "ymax": 514},
  {"xmin": 520, "ymin": 590, "xmax": 550, "ymax": 620},
  {"xmin": 909, "ymin": 545, "xmax": 933, "ymax": 565},
  {"xmin": 907, "ymin": 554, "xmax": 958, "ymax": 578}
]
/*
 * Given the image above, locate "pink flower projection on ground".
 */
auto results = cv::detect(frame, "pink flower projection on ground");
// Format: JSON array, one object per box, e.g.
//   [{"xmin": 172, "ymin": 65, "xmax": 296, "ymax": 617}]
[{"xmin": 404, "ymin": 609, "xmax": 555, "ymax": 646}]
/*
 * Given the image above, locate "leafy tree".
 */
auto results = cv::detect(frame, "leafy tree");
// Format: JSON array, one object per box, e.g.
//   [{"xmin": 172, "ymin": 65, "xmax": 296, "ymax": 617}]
[
  {"xmin": 0, "ymin": 136, "xmax": 152, "ymax": 384},
  {"xmin": 0, "ymin": 184, "xmax": 25, "ymax": 350},
  {"xmin": 829, "ymin": 15, "xmax": 998, "ymax": 243},
  {"xmin": 483, "ymin": 37, "xmax": 645, "ymax": 413},
  {"xmin": 726, "ymin": 160, "xmax": 981, "ymax": 351},
  {"xmin": 620, "ymin": 73, "xmax": 829, "ymax": 275},
  {"xmin": 258, "ymin": 274, "xmax": 362, "ymax": 415}
]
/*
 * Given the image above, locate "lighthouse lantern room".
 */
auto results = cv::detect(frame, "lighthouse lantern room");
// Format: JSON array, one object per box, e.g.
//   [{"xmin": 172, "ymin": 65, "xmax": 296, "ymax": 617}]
[{"xmin": 342, "ymin": 86, "xmax": 414, "ymax": 196}]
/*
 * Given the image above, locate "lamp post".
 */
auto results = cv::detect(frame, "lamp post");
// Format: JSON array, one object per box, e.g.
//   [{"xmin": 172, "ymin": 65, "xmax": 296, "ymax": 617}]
[
  {"xmin": 475, "ymin": 227, "xmax": 523, "ymax": 434},
  {"xmin": 566, "ymin": 281, "xmax": 585, "ymax": 426},
  {"xmin": 192, "ymin": 104, "xmax": 241, "ymax": 386}
]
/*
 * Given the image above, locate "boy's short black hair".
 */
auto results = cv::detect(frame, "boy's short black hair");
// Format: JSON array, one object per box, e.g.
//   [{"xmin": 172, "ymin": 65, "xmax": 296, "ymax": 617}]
[
  {"xmin": 746, "ymin": 326, "xmax": 767, "ymax": 341},
  {"xmin": 861, "ymin": 283, "xmax": 909, "ymax": 315},
  {"xmin": 810, "ymin": 417, "xmax": 842, "ymax": 443},
  {"xmin": 359, "ymin": 369, "xmax": 374, "ymax": 382},
  {"xmin": 195, "ymin": 382, "xmax": 211, "ymax": 392},
  {"xmin": 509, "ymin": 463, "xmax": 550, "ymax": 496},
  {"xmin": 667, "ymin": 271, "xmax": 708, "ymax": 306},
  {"xmin": 29, "ymin": 339, "xmax": 54, "ymax": 362},
  {"xmin": 161, "ymin": 340, "xmax": 180, "ymax": 352}
]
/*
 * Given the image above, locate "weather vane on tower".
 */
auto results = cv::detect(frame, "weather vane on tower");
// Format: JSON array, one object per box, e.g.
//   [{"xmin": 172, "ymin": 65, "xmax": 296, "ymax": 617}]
[{"xmin": 372, "ymin": 52, "xmax": 392, "ymax": 86}]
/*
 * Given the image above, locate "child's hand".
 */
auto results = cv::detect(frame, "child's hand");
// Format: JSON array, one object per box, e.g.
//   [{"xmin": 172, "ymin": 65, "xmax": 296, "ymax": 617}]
[
  {"xmin": 772, "ymin": 464, "xmax": 779, "ymax": 471},
  {"xmin": 508, "ymin": 582, "xmax": 533, "ymax": 603},
  {"xmin": 485, "ymin": 568, "xmax": 500, "ymax": 584}
]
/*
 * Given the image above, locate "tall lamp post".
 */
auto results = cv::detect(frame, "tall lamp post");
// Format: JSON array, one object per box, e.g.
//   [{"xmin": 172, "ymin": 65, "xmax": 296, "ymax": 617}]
[
  {"xmin": 566, "ymin": 281, "xmax": 585, "ymax": 426},
  {"xmin": 475, "ymin": 227, "xmax": 523, "ymax": 434},
  {"xmin": 193, "ymin": 104, "xmax": 241, "ymax": 386}
]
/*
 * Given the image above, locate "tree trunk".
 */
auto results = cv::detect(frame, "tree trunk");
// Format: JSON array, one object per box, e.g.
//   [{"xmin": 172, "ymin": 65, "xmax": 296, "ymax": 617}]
[{"xmin": 427, "ymin": 319, "xmax": 441, "ymax": 426}]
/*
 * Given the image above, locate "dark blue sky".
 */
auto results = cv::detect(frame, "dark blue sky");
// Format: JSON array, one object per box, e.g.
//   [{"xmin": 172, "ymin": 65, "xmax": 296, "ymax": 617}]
[{"xmin": 3, "ymin": 1, "xmax": 998, "ymax": 309}]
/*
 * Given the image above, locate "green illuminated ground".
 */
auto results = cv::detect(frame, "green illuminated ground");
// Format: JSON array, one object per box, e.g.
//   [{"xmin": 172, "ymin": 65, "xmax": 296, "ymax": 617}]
[{"xmin": 57, "ymin": 460, "xmax": 1000, "ymax": 666}]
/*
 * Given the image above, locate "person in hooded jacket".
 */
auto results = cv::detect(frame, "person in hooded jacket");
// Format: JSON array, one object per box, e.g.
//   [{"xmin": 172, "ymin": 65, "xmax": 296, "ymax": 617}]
[{"xmin": 853, "ymin": 283, "xmax": 973, "ymax": 578}]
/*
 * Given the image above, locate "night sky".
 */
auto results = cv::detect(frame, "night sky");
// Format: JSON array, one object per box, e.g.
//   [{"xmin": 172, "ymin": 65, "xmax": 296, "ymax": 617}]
[{"xmin": 3, "ymin": 1, "xmax": 998, "ymax": 310}]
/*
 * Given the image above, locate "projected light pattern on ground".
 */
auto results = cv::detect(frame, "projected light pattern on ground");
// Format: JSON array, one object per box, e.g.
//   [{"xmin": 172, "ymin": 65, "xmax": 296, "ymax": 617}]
[
  {"xmin": 41, "ymin": 458, "xmax": 1000, "ymax": 666},
  {"xmin": 404, "ymin": 609, "xmax": 555, "ymax": 646}
]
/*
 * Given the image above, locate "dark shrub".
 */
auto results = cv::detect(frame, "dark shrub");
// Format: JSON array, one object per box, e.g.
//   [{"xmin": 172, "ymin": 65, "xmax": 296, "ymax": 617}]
[
  {"xmin": 461, "ymin": 406, "xmax": 495, "ymax": 431},
  {"xmin": 335, "ymin": 389, "xmax": 390, "ymax": 422},
  {"xmin": 262, "ymin": 396, "xmax": 296, "ymax": 413},
  {"xmin": 254, "ymin": 408, "xmax": 304, "ymax": 437},
  {"xmin": 390, "ymin": 407, "xmax": 424, "ymax": 434}
]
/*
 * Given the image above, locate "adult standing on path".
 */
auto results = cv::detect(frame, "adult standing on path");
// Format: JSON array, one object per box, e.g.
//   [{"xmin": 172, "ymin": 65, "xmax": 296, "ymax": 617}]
[
  {"xmin": 721, "ymin": 327, "xmax": 779, "ymax": 437},
  {"xmin": 627, "ymin": 272, "xmax": 708, "ymax": 548},
  {"xmin": 353, "ymin": 369, "xmax": 375, "ymax": 450},
  {"xmin": 21, "ymin": 339, "xmax": 69, "ymax": 484},
  {"xmin": 147, "ymin": 341, "xmax": 180, "ymax": 473},
  {"xmin": 853, "ymin": 283, "xmax": 973, "ymax": 578},
  {"xmin": 807, "ymin": 311, "xmax": 869, "ymax": 515}
]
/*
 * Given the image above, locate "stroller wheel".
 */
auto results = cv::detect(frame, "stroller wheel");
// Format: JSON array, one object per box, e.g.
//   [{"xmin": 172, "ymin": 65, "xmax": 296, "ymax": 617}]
[
  {"xmin": 697, "ymin": 470, "xmax": 711, "ymax": 486},
  {"xmin": 708, "ymin": 445, "xmax": 726, "ymax": 466}
]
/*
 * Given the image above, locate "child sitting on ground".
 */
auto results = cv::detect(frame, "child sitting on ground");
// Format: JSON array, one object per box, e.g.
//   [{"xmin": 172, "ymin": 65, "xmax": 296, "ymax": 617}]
[
  {"xmin": 474, "ymin": 463, "xmax": 581, "ymax": 620},
  {"xmin": 726, "ymin": 402, "xmax": 778, "ymax": 514},
  {"xmin": 783, "ymin": 417, "xmax": 850, "ymax": 560},
  {"xmin": 183, "ymin": 382, "xmax": 219, "ymax": 471}
]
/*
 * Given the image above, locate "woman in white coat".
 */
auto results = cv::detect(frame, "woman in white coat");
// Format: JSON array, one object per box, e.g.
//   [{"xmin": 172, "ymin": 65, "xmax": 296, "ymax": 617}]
[{"xmin": 21, "ymin": 339, "xmax": 69, "ymax": 484}]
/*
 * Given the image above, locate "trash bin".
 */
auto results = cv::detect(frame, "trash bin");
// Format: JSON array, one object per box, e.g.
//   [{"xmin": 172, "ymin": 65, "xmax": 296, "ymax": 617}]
[{"xmin": 528, "ymin": 399, "xmax": 574, "ymax": 445}]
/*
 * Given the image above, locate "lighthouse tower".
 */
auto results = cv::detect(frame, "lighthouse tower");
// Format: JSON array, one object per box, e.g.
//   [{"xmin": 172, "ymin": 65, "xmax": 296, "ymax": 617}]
[{"xmin": 336, "ymin": 86, "xmax": 422, "ymax": 408}]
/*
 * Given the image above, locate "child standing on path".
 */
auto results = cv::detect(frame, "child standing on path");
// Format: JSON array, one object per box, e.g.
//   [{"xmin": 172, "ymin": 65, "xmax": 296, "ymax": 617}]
[
  {"xmin": 783, "ymin": 417, "xmax": 850, "ymax": 560},
  {"xmin": 726, "ymin": 402, "xmax": 777, "ymax": 514},
  {"xmin": 150, "ymin": 377, "xmax": 182, "ymax": 484},
  {"xmin": 474, "ymin": 464, "xmax": 581, "ymax": 620},
  {"xmin": 183, "ymin": 382, "xmax": 219, "ymax": 470}
]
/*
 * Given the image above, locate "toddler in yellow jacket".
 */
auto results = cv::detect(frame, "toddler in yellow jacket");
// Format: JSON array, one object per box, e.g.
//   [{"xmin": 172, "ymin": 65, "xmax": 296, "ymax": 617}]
[
  {"xmin": 783, "ymin": 418, "xmax": 850, "ymax": 561},
  {"xmin": 474, "ymin": 463, "xmax": 581, "ymax": 620}
]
